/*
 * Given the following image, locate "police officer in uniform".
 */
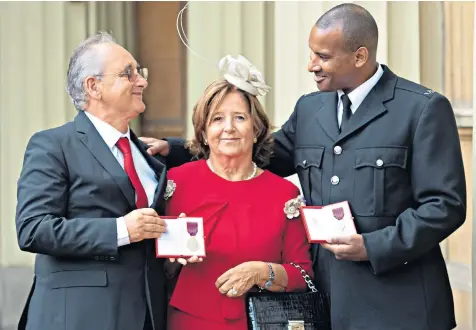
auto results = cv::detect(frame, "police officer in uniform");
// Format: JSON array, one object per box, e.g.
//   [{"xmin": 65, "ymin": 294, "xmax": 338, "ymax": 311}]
[{"xmin": 267, "ymin": 4, "xmax": 466, "ymax": 329}]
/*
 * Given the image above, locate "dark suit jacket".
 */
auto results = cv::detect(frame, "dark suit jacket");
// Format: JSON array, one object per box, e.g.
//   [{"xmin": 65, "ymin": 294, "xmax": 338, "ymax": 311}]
[
  {"xmin": 16, "ymin": 111, "xmax": 168, "ymax": 330},
  {"xmin": 166, "ymin": 66, "xmax": 466, "ymax": 330}
]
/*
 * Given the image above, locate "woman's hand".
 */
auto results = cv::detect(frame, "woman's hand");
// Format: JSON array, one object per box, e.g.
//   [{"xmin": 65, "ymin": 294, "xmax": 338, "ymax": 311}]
[
  {"xmin": 168, "ymin": 255, "xmax": 203, "ymax": 265},
  {"xmin": 215, "ymin": 261, "xmax": 266, "ymax": 298}
]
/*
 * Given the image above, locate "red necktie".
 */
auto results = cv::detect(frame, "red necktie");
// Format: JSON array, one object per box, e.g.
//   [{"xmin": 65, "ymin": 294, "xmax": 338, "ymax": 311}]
[{"xmin": 116, "ymin": 137, "xmax": 148, "ymax": 209}]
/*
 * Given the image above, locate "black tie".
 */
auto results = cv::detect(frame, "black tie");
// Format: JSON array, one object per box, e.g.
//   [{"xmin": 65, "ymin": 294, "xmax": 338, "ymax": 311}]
[{"xmin": 340, "ymin": 94, "xmax": 352, "ymax": 133}]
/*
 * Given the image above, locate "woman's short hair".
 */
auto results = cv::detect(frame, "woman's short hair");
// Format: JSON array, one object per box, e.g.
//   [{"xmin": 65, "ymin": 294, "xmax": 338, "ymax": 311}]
[{"xmin": 187, "ymin": 79, "xmax": 274, "ymax": 167}]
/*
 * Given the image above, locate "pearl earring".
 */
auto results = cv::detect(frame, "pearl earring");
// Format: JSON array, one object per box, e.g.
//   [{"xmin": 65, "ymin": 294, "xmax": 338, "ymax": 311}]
[{"xmin": 253, "ymin": 137, "xmax": 257, "ymax": 143}]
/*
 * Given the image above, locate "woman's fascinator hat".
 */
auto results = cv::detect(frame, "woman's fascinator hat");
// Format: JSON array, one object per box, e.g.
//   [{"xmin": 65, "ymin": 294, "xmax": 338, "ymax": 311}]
[
  {"xmin": 218, "ymin": 55, "xmax": 271, "ymax": 97},
  {"xmin": 176, "ymin": 3, "xmax": 271, "ymax": 96}
]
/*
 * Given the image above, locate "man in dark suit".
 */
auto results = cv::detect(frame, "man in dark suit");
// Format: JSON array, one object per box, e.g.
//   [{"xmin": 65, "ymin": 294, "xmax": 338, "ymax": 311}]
[
  {"xmin": 143, "ymin": 3, "xmax": 466, "ymax": 330},
  {"xmin": 16, "ymin": 32, "xmax": 169, "ymax": 330}
]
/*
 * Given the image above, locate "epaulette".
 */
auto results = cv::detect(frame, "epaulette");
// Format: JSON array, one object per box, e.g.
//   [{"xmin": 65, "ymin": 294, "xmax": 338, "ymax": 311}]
[
  {"xmin": 300, "ymin": 90, "xmax": 322, "ymax": 98},
  {"xmin": 395, "ymin": 78, "xmax": 438, "ymax": 99}
]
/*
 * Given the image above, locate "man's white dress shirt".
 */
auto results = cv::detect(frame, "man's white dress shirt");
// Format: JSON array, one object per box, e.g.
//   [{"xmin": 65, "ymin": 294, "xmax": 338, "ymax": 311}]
[
  {"xmin": 336, "ymin": 64, "xmax": 384, "ymax": 127},
  {"xmin": 85, "ymin": 111, "xmax": 158, "ymax": 246}
]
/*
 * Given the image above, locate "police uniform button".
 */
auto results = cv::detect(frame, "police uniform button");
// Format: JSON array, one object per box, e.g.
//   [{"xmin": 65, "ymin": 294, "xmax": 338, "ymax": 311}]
[
  {"xmin": 331, "ymin": 176, "xmax": 340, "ymax": 185},
  {"xmin": 333, "ymin": 146, "xmax": 342, "ymax": 155},
  {"xmin": 376, "ymin": 159, "xmax": 383, "ymax": 167}
]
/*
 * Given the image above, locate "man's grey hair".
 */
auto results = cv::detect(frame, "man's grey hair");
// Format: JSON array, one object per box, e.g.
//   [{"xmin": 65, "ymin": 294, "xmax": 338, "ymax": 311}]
[{"xmin": 66, "ymin": 31, "xmax": 117, "ymax": 111}]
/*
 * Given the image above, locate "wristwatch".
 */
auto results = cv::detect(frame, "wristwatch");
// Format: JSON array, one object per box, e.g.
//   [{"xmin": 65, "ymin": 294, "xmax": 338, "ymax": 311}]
[{"xmin": 263, "ymin": 262, "xmax": 275, "ymax": 289}]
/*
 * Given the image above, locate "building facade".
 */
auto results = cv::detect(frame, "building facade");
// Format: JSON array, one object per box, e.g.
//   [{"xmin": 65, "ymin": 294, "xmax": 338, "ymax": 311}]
[{"xmin": 0, "ymin": 1, "xmax": 474, "ymax": 329}]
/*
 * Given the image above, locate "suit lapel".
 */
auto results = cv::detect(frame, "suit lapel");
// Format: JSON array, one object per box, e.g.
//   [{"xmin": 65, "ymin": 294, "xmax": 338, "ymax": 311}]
[
  {"xmin": 338, "ymin": 65, "xmax": 397, "ymax": 142},
  {"xmin": 338, "ymin": 90, "xmax": 386, "ymax": 141},
  {"xmin": 74, "ymin": 111, "xmax": 136, "ymax": 209},
  {"xmin": 315, "ymin": 92, "xmax": 340, "ymax": 142},
  {"xmin": 129, "ymin": 131, "xmax": 167, "ymax": 210}
]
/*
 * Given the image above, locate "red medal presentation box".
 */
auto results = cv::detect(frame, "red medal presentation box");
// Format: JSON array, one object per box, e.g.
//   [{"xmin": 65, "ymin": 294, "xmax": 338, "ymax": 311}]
[
  {"xmin": 156, "ymin": 216, "xmax": 206, "ymax": 258},
  {"xmin": 300, "ymin": 201, "xmax": 357, "ymax": 243}
]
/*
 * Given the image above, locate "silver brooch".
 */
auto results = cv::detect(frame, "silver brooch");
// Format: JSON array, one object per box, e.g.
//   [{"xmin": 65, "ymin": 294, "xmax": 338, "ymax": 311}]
[
  {"xmin": 164, "ymin": 180, "xmax": 176, "ymax": 200},
  {"xmin": 284, "ymin": 196, "xmax": 306, "ymax": 219}
]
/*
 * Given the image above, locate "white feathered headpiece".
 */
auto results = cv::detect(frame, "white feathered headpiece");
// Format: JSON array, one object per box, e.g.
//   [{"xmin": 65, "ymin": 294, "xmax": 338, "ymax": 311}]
[{"xmin": 218, "ymin": 55, "xmax": 271, "ymax": 97}]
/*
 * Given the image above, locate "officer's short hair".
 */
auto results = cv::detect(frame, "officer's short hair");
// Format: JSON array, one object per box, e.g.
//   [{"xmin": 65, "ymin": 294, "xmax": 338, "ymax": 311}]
[{"xmin": 316, "ymin": 3, "xmax": 378, "ymax": 57}]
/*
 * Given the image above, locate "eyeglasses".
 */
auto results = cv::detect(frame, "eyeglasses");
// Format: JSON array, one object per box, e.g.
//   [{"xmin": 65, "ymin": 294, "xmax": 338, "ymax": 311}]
[{"xmin": 96, "ymin": 66, "xmax": 148, "ymax": 82}]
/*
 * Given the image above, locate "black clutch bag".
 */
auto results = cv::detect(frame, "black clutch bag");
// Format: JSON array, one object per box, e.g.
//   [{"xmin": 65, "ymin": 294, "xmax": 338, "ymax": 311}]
[{"xmin": 246, "ymin": 263, "xmax": 331, "ymax": 330}]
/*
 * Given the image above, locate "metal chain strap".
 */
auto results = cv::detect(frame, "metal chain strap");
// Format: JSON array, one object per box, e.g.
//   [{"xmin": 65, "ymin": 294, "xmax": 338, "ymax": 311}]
[{"xmin": 290, "ymin": 262, "xmax": 317, "ymax": 293}]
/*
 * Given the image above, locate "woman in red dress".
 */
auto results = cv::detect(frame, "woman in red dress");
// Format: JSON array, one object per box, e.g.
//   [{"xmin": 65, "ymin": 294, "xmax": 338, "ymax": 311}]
[{"xmin": 165, "ymin": 55, "xmax": 313, "ymax": 330}]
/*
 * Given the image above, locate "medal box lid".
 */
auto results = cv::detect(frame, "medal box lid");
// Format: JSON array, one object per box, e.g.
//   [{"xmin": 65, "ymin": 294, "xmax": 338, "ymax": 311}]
[{"xmin": 300, "ymin": 201, "xmax": 357, "ymax": 243}]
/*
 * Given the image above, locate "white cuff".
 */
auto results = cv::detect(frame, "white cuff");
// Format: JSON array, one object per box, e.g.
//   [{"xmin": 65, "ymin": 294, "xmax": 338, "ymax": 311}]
[{"xmin": 116, "ymin": 217, "xmax": 130, "ymax": 247}]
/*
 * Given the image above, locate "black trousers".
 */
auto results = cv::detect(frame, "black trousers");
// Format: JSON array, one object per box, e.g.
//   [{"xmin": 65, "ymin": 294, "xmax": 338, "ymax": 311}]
[{"xmin": 143, "ymin": 309, "xmax": 153, "ymax": 330}]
